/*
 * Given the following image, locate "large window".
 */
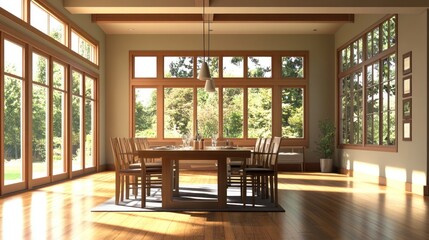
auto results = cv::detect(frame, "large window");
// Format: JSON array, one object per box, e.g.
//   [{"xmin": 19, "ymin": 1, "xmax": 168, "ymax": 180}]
[
  {"xmin": 0, "ymin": 1, "xmax": 99, "ymax": 196},
  {"xmin": 130, "ymin": 51, "xmax": 308, "ymax": 146},
  {"xmin": 338, "ymin": 15, "xmax": 397, "ymax": 149}
]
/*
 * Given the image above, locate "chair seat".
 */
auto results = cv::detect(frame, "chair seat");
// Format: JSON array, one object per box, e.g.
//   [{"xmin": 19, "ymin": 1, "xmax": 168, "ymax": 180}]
[
  {"xmin": 244, "ymin": 168, "xmax": 274, "ymax": 174},
  {"xmin": 130, "ymin": 162, "xmax": 162, "ymax": 168}
]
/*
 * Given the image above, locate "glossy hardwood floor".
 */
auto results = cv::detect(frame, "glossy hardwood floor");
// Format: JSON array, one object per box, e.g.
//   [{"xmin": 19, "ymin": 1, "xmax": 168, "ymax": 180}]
[{"xmin": 1, "ymin": 171, "xmax": 428, "ymax": 240}]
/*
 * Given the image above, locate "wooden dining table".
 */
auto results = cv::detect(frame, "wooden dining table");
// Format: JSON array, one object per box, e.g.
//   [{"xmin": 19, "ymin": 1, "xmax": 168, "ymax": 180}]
[{"xmin": 136, "ymin": 147, "xmax": 251, "ymax": 209}]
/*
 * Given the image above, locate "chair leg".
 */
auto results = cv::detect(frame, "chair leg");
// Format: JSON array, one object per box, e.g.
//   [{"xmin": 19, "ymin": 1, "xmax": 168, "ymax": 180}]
[
  {"xmin": 120, "ymin": 175, "xmax": 125, "ymax": 202},
  {"xmin": 115, "ymin": 173, "xmax": 120, "ymax": 205},
  {"xmin": 141, "ymin": 175, "xmax": 146, "ymax": 208},
  {"xmin": 242, "ymin": 173, "xmax": 247, "ymax": 207},
  {"xmin": 270, "ymin": 175, "xmax": 274, "ymax": 203},
  {"xmin": 274, "ymin": 174, "xmax": 278, "ymax": 206}
]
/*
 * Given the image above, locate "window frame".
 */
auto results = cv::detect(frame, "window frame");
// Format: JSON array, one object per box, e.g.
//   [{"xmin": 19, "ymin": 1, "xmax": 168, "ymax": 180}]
[
  {"xmin": 129, "ymin": 50, "xmax": 309, "ymax": 147},
  {"xmin": 337, "ymin": 15, "xmax": 397, "ymax": 151}
]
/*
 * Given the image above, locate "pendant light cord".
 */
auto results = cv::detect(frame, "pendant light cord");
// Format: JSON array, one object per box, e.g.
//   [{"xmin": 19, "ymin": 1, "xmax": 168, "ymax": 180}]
[{"xmin": 202, "ymin": 0, "xmax": 206, "ymax": 62}]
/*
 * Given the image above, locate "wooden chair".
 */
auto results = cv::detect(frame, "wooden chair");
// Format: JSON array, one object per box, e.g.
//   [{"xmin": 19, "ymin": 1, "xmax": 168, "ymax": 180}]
[
  {"xmin": 133, "ymin": 137, "xmax": 162, "ymax": 168},
  {"xmin": 110, "ymin": 137, "xmax": 162, "ymax": 208},
  {"xmin": 228, "ymin": 137, "xmax": 264, "ymax": 187},
  {"xmin": 241, "ymin": 136, "xmax": 282, "ymax": 207}
]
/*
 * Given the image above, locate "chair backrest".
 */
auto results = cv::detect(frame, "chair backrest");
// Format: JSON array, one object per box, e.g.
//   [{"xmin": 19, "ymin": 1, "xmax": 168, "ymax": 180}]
[
  {"xmin": 134, "ymin": 137, "xmax": 150, "ymax": 151},
  {"xmin": 267, "ymin": 136, "xmax": 282, "ymax": 169},
  {"xmin": 118, "ymin": 137, "xmax": 135, "ymax": 165},
  {"xmin": 110, "ymin": 137, "xmax": 127, "ymax": 171}
]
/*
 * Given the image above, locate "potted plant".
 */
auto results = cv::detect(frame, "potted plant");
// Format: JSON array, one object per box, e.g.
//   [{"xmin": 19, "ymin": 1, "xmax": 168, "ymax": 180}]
[{"xmin": 316, "ymin": 119, "xmax": 335, "ymax": 173}]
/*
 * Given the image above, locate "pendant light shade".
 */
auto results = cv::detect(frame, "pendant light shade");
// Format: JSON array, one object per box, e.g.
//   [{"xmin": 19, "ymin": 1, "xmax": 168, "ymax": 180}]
[
  {"xmin": 204, "ymin": 79, "xmax": 216, "ymax": 92},
  {"xmin": 198, "ymin": 61, "xmax": 211, "ymax": 81}
]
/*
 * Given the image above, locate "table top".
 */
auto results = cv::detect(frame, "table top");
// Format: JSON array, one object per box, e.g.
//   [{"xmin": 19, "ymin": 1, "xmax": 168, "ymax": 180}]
[{"xmin": 136, "ymin": 146, "xmax": 251, "ymax": 159}]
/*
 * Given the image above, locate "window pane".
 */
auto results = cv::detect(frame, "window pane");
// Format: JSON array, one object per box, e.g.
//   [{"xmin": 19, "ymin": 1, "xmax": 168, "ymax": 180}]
[
  {"xmin": 72, "ymin": 96, "xmax": 82, "ymax": 170},
  {"xmin": 72, "ymin": 71, "xmax": 82, "ymax": 95},
  {"xmin": 389, "ymin": 16, "xmax": 396, "ymax": 48},
  {"xmin": 134, "ymin": 56, "xmax": 157, "ymax": 78},
  {"xmin": 222, "ymin": 56, "xmax": 244, "ymax": 78},
  {"xmin": 282, "ymin": 88, "xmax": 304, "ymax": 138},
  {"xmin": 248, "ymin": 88, "xmax": 272, "ymax": 138},
  {"xmin": 53, "ymin": 62, "xmax": 65, "ymax": 90},
  {"xmin": 223, "ymin": 88, "xmax": 243, "ymax": 138},
  {"xmin": 197, "ymin": 57, "xmax": 219, "ymax": 78},
  {"xmin": 4, "ymin": 76, "xmax": 24, "ymax": 185},
  {"xmin": 164, "ymin": 88, "xmax": 193, "ymax": 138},
  {"xmin": 382, "ymin": 21, "xmax": 389, "ymax": 51},
  {"xmin": 248, "ymin": 56, "xmax": 272, "ymax": 78},
  {"xmin": 0, "ymin": 0, "xmax": 23, "ymax": 19},
  {"xmin": 85, "ymin": 99, "xmax": 94, "ymax": 168},
  {"xmin": 71, "ymin": 30, "xmax": 96, "ymax": 64},
  {"xmin": 135, "ymin": 88, "xmax": 157, "ymax": 138},
  {"xmin": 366, "ymin": 32, "xmax": 373, "ymax": 59},
  {"xmin": 53, "ymin": 91, "xmax": 66, "ymax": 174},
  {"xmin": 32, "ymin": 53, "xmax": 48, "ymax": 85},
  {"xmin": 164, "ymin": 57, "xmax": 194, "ymax": 78},
  {"xmin": 32, "ymin": 85, "xmax": 49, "ymax": 179},
  {"xmin": 4, "ymin": 40, "xmax": 23, "ymax": 77},
  {"xmin": 49, "ymin": 16, "xmax": 65, "ymax": 44},
  {"xmin": 373, "ymin": 28, "xmax": 380, "ymax": 56},
  {"xmin": 85, "ymin": 76, "xmax": 95, "ymax": 99},
  {"xmin": 282, "ymin": 56, "xmax": 304, "ymax": 78},
  {"xmin": 30, "ymin": 2, "xmax": 48, "ymax": 34},
  {"xmin": 197, "ymin": 88, "xmax": 219, "ymax": 138}
]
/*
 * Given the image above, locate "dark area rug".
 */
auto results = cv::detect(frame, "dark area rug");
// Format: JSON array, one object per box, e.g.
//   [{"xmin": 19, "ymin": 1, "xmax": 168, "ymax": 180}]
[{"xmin": 91, "ymin": 184, "xmax": 284, "ymax": 212}]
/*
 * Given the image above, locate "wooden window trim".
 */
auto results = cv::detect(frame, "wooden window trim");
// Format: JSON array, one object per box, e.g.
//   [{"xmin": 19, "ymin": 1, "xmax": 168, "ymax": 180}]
[{"xmin": 129, "ymin": 50, "xmax": 309, "ymax": 147}]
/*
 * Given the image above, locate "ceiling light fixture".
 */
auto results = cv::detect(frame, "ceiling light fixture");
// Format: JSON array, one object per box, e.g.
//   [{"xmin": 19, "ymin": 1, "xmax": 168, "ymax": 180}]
[{"xmin": 197, "ymin": 0, "xmax": 211, "ymax": 81}]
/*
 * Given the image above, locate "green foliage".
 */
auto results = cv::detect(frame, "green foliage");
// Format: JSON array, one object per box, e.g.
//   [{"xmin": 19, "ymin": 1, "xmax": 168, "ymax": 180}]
[
  {"xmin": 197, "ymin": 89, "xmax": 219, "ymax": 138},
  {"xmin": 4, "ymin": 76, "xmax": 22, "ymax": 161},
  {"xmin": 223, "ymin": 88, "xmax": 243, "ymax": 138},
  {"xmin": 248, "ymin": 88, "xmax": 272, "ymax": 138},
  {"xmin": 164, "ymin": 88, "xmax": 193, "ymax": 137},
  {"xmin": 282, "ymin": 57, "xmax": 303, "ymax": 78},
  {"xmin": 166, "ymin": 57, "xmax": 194, "ymax": 78},
  {"xmin": 135, "ymin": 89, "xmax": 157, "ymax": 138},
  {"xmin": 316, "ymin": 119, "xmax": 336, "ymax": 159},
  {"xmin": 281, "ymin": 88, "xmax": 303, "ymax": 138}
]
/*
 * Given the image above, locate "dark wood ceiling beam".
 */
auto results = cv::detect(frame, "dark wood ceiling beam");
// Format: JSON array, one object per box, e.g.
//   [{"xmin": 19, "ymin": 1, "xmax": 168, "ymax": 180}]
[
  {"xmin": 214, "ymin": 14, "xmax": 354, "ymax": 22},
  {"xmin": 92, "ymin": 13, "xmax": 354, "ymax": 23},
  {"xmin": 92, "ymin": 14, "xmax": 203, "ymax": 22}
]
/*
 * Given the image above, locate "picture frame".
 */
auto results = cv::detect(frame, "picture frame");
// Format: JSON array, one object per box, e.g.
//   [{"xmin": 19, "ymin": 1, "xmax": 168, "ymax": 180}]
[
  {"xmin": 403, "ymin": 99, "xmax": 412, "ymax": 119},
  {"xmin": 403, "ymin": 75, "xmax": 412, "ymax": 98},
  {"xmin": 403, "ymin": 119, "xmax": 412, "ymax": 141},
  {"xmin": 403, "ymin": 51, "xmax": 412, "ymax": 75}
]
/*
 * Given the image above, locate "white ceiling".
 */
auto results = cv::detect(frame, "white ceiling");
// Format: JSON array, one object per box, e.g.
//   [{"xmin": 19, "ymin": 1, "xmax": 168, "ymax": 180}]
[
  {"xmin": 96, "ymin": 22, "xmax": 346, "ymax": 35},
  {"xmin": 63, "ymin": 0, "xmax": 429, "ymax": 35}
]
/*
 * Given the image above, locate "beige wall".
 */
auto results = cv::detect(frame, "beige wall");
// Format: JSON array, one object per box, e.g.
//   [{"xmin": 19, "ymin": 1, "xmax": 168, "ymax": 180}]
[
  {"xmin": 105, "ymin": 34, "xmax": 335, "ymax": 166},
  {"xmin": 335, "ymin": 13, "xmax": 428, "ymax": 195}
]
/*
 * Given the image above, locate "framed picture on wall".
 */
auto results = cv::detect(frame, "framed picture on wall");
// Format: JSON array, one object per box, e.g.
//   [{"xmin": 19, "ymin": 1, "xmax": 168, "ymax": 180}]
[
  {"xmin": 403, "ymin": 51, "xmax": 412, "ymax": 75},
  {"xmin": 403, "ymin": 76, "xmax": 412, "ymax": 98},
  {"xmin": 403, "ymin": 98, "xmax": 412, "ymax": 119},
  {"xmin": 403, "ymin": 119, "xmax": 412, "ymax": 141}
]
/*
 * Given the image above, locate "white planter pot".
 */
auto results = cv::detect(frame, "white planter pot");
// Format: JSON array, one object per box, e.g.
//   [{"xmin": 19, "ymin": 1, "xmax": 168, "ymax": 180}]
[{"xmin": 320, "ymin": 158, "xmax": 333, "ymax": 173}]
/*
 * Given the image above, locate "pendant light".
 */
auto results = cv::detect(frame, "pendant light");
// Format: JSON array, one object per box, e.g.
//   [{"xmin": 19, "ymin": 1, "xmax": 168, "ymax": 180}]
[
  {"xmin": 197, "ymin": 0, "xmax": 211, "ymax": 81},
  {"xmin": 205, "ymin": 79, "xmax": 215, "ymax": 92}
]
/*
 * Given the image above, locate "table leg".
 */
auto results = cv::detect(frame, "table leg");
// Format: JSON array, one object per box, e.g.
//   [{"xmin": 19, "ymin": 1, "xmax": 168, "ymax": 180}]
[
  {"xmin": 217, "ymin": 157, "xmax": 227, "ymax": 208},
  {"xmin": 173, "ymin": 159, "xmax": 179, "ymax": 196},
  {"xmin": 162, "ymin": 157, "xmax": 173, "ymax": 208}
]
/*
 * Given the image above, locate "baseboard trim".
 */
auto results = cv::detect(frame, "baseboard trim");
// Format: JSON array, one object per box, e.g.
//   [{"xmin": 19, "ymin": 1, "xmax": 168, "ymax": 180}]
[{"xmin": 340, "ymin": 167, "xmax": 426, "ymax": 196}]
